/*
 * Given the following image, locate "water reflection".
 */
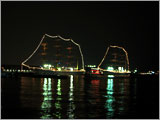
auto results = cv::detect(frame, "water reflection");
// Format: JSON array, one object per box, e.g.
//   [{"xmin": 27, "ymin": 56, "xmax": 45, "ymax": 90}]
[
  {"xmin": 40, "ymin": 78, "xmax": 52, "ymax": 119},
  {"xmin": 104, "ymin": 78, "xmax": 115, "ymax": 118},
  {"xmin": 118, "ymin": 80, "xmax": 125, "ymax": 113},
  {"xmin": 117, "ymin": 78, "xmax": 130, "ymax": 116},
  {"xmin": 54, "ymin": 79, "xmax": 62, "ymax": 119},
  {"xmin": 2, "ymin": 75, "xmax": 158, "ymax": 119},
  {"xmin": 91, "ymin": 79, "xmax": 100, "ymax": 104},
  {"xmin": 67, "ymin": 75, "xmax": 75, "ymax": 118}
]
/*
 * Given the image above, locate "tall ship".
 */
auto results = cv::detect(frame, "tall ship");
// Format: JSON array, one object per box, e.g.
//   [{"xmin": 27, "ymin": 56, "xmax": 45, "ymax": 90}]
[
  {"xmin": 21, "ymin": 34, "xmax": 85, "ymax": 76},
  {"xmin": 98, "ymin": 45, "xmax": 130, "ymax": 77},
  {"xmin": 85, "ymin": 45, "xmax": 130, "ymax": 78}
]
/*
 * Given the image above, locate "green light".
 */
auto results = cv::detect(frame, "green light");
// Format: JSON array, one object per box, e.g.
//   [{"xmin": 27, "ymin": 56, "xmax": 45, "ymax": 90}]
[
  {"xmin": 57, "ymin": 79, "xmax": 61, "ymax": 96},
  {"xmin": 67, "ymin": 75, "xmax": 75, "ymax": 119},
  {"xmin": 108, "ymin": 75, "xmax": 114, "ymax": 78},
  {"xmin": 87, "ymin": 65, "xmax": 96, "ymax": 68},
  {"xmin": 54, "ymin": 79, "xmax": 62, "ymax": 119},
  {"xmin": 40, "ymin": 78, "xmax": 52, "ymax": 119},
  {"xmin": 55, "ymin": 102, "xmax": 61, "ymax": 109},
  {"xmin": 107, "ymin": 79, "xmax": 113, "ymax": 95},
  {"xmin": 57, "ymin": 67, "xmax": 61, "ymax": 71},
  {"xmin": 54, "ymin": 112, "xmax": 61, "ymax": 119},
  {"xmin": 107, "ymin": 67, "xmax": 114, "ymax": 71},
  {"xmin": 69, "ymin": 75, "xmax": 74, "ymax": 101},
  {"xmin": 56, "ymin": 97, "xmax": 62, "ymax": 101},
  {"xmin": 48, "ymin": 64, "xmax": 51, "ymax": 68},
  {"xmin": 104, "ymin": 78, "xmax": 114, "ymax": 118},
  {"xmin": 43, "ymin": 64, "xmax": 52, "ymax": 69},
  {"xmin": 48, "ymin": 78, "xmax": 52, "ymax": 91},
  {"xmin": 134, "ymin": 69, "xmax": 137, "ymax": 73}
]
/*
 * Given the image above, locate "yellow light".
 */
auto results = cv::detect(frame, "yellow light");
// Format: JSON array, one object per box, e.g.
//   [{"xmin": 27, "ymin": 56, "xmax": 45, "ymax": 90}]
[{"xmin": 57, "ymin": 67, "xmax": 61, "ymax": 71}]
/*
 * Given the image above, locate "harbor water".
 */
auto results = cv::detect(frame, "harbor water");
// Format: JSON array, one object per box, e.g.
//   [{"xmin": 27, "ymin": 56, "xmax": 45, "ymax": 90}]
[{"xmin": 1, "ymin": 75, "xmax": 159, "ymax": 119}]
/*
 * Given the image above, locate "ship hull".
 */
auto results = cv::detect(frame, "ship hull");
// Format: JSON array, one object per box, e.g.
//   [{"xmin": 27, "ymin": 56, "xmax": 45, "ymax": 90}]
[{"xmin": 103, "ymin": 71, "xmax": 130, "ymax": 77}]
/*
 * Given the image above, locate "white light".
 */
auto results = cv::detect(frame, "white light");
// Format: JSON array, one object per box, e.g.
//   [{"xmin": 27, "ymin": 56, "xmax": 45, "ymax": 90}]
[
  {"xmin": 108, "ymin": 75, "xmax": 114, "ymax": 78},
  {"xmin": 134, "ymin": 69, "xmax": 137, "ymax": 73},
  {"xmin": 44, "ymin": 64, "xmax": 47, "ymax": 68},
  {"xmin": 48, "ymin": 65, "xmax": 51, "ymax": 68},
  {"xmin": 43, "ymin": 64, "xmax": 52, "ymax": 69},
  {"xmin": 118, "ymin": 67, "xmax": 122, "ymax": 71},
  {"xmin": 122, "ymin": 67, "xmax": 124, "ymax": 72},
  {"xmin": 70, "ymin": 68, "xmax": 73, "ymax": 71},
  {"xmin": 57, "ymin": 68, "xmax": 61, "ymax": 71},
  {"xmin": 107, "ymin": 67, "xmax": 114, "ymax": 71},
  {"xmin": 70, "ymin": 75, "xmax": 73, "ymax": 89}
]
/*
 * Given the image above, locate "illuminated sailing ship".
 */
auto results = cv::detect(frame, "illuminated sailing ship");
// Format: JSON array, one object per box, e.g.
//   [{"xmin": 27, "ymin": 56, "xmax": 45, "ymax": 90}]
[
  {"xmin": 98, "ymin": 45, "xmax": 130, "ymax": 76},
  {"xmin": 21, "ymin": 34, "xmax": 85, "ymax": 75},
  {"xmin": 84, "ymin": 45, "xmax": 130, "ymax": 78}
]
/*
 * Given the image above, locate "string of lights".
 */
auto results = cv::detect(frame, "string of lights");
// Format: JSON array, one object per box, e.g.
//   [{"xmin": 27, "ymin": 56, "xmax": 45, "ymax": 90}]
[
  {"xmin": 21, "ymin": 34, "xmax": 85, "ymax": 70},
  {"xmin": 110, "ymin": 45, "xmax": 129, "ymax": 71},
  {"xmin": 70, "ymin": 39, "xmax": 84, "ymax": 70},
  {"xmin": 98, "ymin": 45, "xmax": 130, "ymax": 71},
  {"xmin": 98, "ymin": 47, "xmax": 110, "ymax": 68},
  {"xmin": 22, "ymin": 34, "xmax": 45, "ymax": 66}
]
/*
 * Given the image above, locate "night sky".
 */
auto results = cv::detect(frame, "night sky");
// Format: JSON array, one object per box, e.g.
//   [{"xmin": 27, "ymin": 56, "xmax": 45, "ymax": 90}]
[{"xmin": 2, "ymin": 1, "xmax": 159, "ymax": 71}]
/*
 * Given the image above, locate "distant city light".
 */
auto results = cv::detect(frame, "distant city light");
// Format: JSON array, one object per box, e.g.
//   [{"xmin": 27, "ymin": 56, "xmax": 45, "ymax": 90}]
[
  {"xmin": 134, "ymin": 69, "xmax": 137, "ymax": 73},
  {"xmin": 140, "ymin": 71, "xmax": 155, "ymax": 75},
  {"xmin": 148, "ymin": 71, "xmax": 155, "ymax": 74}
]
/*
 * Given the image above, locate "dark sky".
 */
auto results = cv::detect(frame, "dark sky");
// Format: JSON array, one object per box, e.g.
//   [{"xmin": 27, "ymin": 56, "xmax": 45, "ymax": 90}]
[{"xmin": 2, "ymin": 1, "xmax": 159, "ymax": 71}]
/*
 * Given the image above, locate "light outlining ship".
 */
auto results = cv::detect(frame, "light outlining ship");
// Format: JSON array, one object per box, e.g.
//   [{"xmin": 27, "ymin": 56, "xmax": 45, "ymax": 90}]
[
  {"xmin": 85, "ymin": 45, "xmax": 131, "ymax": 78},
  {"xmin": 21, "ymin": 34, "xmax": 85, "ymax": 76},
  {"xmin": 20, "ymin": 34, "xmax": 130, "ymax": 77}
]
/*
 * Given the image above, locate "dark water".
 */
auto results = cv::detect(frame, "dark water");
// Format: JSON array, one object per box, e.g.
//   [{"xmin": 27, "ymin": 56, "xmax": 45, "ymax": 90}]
[{"xmin": 1, "ymin": 75, "xmax": 159, "ymax": 119}]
